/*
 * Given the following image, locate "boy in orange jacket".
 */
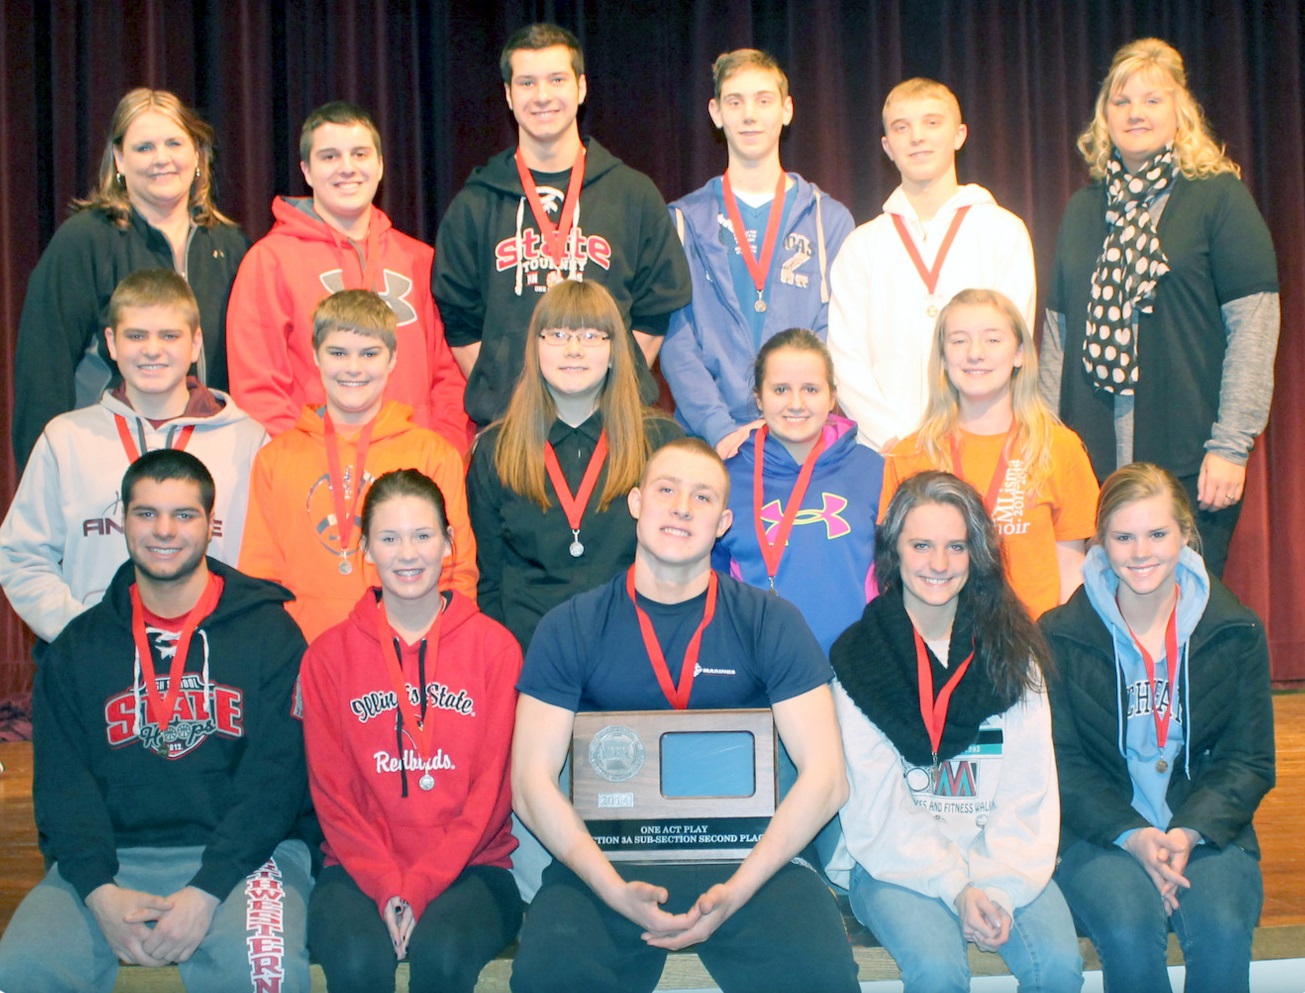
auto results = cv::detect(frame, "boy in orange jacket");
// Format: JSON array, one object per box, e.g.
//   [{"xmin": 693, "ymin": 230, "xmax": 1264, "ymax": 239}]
[{"xmin": 240, "ymin": 290, "xmax": 476, "ymax": 642}]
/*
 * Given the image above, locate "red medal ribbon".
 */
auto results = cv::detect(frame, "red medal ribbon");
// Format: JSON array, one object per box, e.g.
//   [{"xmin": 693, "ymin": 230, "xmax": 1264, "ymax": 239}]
[
  {"xmin": 949, "ymin": 423, "xmax": 1018, "ymax": 514},
  {"xmin": 514, "ymin": 145, "xmax": 587, "ymax": 266},
  {"xmin": 626, "ymin": 565, "xmax": 719, "ymax": 710},
  {"xmin": 543, "ymin": 430, "xmax": 610, "ymax": 534},
  {"xmin": 721, "ymin": 170, "xmax": 788, "ymax": 305},
  {"xmin": 913, "ymin": 626, "xmax": 976, "ymax": 765},
  {"xmin": 376, "ymin": 593, "xmax": 443, "ymax": 760},
  {"xmin": 1121, "ymin": 586, "xmax": 1182, "ymax": 755},
  {"xmin": 891, "ymin": 204, "xmax": 972, "ymax": 297},
  {"xmin": 323, "ymin": 412, "xmax": 377, "ymax": 563},
  {"xmin": 752, "ymin": 425, "xmax": 827, "ymax": 590},
  {"xmin": 129, "ymin": 574, "xmax": 223, "ymax": 735},
  {"xmin": 115, "ymin": 414, "xmax": 195, "ymax": 463}
]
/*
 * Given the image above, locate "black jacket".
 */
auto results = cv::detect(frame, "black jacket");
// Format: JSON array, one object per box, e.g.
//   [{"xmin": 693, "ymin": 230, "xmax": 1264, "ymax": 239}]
[
  {"xmin": 13, "ymin": 206, "xmax": 249, "ymax": 469},
  {"xmin": 1040, "ymin": 579, "xmax": 1274, "ymax": 856},
  {"xmin": 34, "ymin": 558, "xmax": 308, "ymax": 900},
  {"xmin": 433, "ymin": 138, "xmax": 691, "ymax": 426}
]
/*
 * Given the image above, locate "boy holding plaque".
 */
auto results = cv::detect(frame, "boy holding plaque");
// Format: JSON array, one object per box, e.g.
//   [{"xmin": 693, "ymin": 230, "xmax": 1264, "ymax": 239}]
[
  {"xmin": 239, "ymin": 290, "xmax": 476, "ymax": 642},
  {"xmin": 827, "ymin": 79, "xmax": 1035, "ymax": 453},
  {"xmin": 511, "ymin": 438, "xmax": 858, "ymax": 993}
]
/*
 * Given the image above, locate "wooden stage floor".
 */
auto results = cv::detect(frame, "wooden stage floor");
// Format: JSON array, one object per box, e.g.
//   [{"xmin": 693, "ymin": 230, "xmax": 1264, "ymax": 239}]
[{"xmin": 1, "ymin": 693, "xmax": 1302, "ymax": 943}]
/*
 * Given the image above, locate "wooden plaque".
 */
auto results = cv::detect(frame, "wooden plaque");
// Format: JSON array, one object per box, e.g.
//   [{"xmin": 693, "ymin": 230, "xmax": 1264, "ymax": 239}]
[{"xmin": 570, "ymin": 708, "xmax": 777, "ymax": 862}]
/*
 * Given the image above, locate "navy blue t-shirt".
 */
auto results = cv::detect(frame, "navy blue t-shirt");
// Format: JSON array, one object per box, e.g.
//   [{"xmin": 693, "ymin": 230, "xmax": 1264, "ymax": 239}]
[{"xmin": 520, "ymin": 570, "xmax": 831, "ymax": 712}]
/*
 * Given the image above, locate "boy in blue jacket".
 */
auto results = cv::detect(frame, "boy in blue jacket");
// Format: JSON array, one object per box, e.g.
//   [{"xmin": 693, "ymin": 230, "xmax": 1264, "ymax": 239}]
[{"xmin": 663, "ymin": 49, "xmax": 854, "ymax": 457}]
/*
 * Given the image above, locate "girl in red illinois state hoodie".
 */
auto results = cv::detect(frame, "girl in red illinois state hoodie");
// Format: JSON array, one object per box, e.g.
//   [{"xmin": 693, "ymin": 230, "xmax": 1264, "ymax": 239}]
[{"xmin": 300, "ymin": 468, "xmax": 523, "ymax": 993}]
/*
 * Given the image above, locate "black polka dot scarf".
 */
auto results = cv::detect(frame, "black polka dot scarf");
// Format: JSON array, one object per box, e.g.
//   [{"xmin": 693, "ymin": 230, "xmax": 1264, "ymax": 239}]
[{"xmin": 1082, "ymin": 145, "xmax": 1174, "ymax": 394}]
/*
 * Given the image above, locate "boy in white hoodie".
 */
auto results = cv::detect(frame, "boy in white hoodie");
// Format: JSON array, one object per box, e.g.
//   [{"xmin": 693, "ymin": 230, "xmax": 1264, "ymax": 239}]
[
  {"xmin": 0, "ymin": 268, "xmax": 266, "ymax": 644},
  {"xmin": 827, "ymin": 79, "xmax": 1035, "ymax": 453}
]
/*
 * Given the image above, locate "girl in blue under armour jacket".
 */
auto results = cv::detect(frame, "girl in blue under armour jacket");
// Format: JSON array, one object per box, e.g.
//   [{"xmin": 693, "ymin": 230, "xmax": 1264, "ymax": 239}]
[
  {"xmin": 714, "ymin": 328, "xmax": 883, "ymax": 656},
  {"xmin": 1041, "ymin": 462, "xmax": 1274, "ymax": 993}
]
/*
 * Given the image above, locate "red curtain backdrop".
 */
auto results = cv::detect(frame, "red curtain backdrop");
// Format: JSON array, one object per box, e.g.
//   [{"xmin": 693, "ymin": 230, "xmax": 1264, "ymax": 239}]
[{"xmin": 2, "ymin": 1, "xmax": 1302, "ymax": 689}]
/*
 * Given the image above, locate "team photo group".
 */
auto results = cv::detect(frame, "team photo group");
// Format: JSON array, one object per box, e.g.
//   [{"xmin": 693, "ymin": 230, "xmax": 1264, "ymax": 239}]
[{"xmin": 0, "ymin": 18, "xmax": 1279, "ymax": 993}]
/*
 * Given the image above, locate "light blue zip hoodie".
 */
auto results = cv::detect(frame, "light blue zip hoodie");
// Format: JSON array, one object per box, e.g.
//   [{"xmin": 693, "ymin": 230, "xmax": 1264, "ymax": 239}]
[{"xmin": 1080, "ymin": 543, "xmax": 1210, "ymax": 840}]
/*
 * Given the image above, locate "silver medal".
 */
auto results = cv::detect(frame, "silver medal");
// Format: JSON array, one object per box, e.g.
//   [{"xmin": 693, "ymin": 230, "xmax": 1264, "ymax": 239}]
[
  {"xmin": 569, "ymin": 540, "xmax": 585, "ymax": 557},
  {"xmin": 419, "ymin": 773, "xmax": 435, "ymax": 791},
  {"xmin": 754, "ymin": 298, "xmax": 767, "ymax": 313},
  {"xmin": 338, "ymin": 558, "xmax": 353, "ymax": 575}
]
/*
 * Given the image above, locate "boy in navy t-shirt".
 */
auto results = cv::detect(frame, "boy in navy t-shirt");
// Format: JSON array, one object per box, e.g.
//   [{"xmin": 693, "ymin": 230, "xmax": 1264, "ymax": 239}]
[{"xmin": 510, "ymin": 437, "xmax": 858, "ymax": 993}]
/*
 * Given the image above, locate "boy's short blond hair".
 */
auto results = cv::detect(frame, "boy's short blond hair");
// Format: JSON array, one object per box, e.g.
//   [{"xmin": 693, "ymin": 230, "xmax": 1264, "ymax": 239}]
[
  {"xmin": 881, "ymin": 78, "xmax": 963, "ymax": 131},
  {"xmin": 107, "ymin": 268, "xmax": 200, "ymax": 333},
  {"xmin": 311, "ymin": 290, "xmax": 397, "ymax": 353},
  {"xmin": 711, "ymin": 49, "xmax": 789, "ymax": 102}
]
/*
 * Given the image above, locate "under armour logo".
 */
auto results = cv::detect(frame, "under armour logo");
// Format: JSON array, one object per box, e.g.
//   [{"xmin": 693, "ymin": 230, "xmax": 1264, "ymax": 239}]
[
  {"xmin": 318, "ymin": 269, "xmax": 419, "ymax": 325},
  {"xmin": 759, "ymin": 492, "xmax": 852, "ymax": 540}
]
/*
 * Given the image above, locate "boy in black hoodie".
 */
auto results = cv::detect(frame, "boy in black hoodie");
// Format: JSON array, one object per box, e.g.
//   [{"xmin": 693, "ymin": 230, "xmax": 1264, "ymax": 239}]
[
  {"xmin": 434, "ymin": 22, "xmax": 691, "ymax": 428},
  {"xmin": 0, "ymin": 450, "xmax": 312, "ymax": 993}
]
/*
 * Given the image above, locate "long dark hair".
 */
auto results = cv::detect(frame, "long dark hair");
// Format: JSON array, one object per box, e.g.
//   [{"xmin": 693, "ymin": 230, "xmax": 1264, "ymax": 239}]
[{"xmin": 876, "ymin": 470, "xmax": 1050, "ymax": 702}]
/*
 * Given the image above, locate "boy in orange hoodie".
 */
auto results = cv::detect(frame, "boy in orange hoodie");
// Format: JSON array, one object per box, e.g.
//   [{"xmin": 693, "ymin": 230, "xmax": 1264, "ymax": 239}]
[{"xmin": 240, "ymin": 290, "xmax": 476, "ymax": 642}]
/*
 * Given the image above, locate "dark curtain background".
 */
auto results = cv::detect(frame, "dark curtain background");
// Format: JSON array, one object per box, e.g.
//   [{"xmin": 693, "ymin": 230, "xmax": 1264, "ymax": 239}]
[{"xmin": 2, "ymin": 1, "xmax": 1302, "ymax": 690}]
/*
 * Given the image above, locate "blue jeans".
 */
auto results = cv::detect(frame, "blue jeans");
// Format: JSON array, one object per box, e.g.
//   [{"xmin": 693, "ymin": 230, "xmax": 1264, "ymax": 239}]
[
  {"xmin": 849, "ymin": 864, "xmax": 1083, "ymax": 993},
  {"xmin": 1055, "ymin": 838, "xmax": 1262, "ymax": 993},
  {"xmin": 0, "ymin": 841, "xmax": 312, "ymax": 993}
]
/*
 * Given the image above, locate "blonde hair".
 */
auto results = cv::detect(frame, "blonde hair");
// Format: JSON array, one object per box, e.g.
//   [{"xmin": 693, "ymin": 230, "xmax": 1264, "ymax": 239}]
[
  {"xmin": 311, "ymin": 290, "xmax": 397, "ymax": 352},
  {"xmin": 898, "ymin": 288, "xmax": 1058, "ymax": 495},
  {"xmin": 492, "ymin": 281, "xmax": 661, "ymax": 511},
  {"xmin": 1077, "ymin": 38, "xmax": 1240, "ymax": 181},
  {"xmin": 73, "ymin": 88, "xmax": 235, "ymax": 229},
  {"xmin": 1095, "ymin": 462, "xmax": 1201, "ymax": 552},
  {"xmin": 106, "ymin": 268, "xmax": 199, "ymax": 331},
  {"xmin": 881, "ymin": 78, "xmax": 962, "ymax": 131},
  {"xmin": 712, "ymin": 49, "xmax": 789, "ymax": 102}
]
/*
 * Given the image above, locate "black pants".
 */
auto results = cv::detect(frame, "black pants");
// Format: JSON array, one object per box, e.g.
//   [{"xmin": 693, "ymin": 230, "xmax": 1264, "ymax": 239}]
[
  {"xmin": 308, "ymin": 863, "xmax": 523, "ymax": 993},
  {"xmin": 510, "ymin": 860, "xmax": 859, "ymax": 993}
]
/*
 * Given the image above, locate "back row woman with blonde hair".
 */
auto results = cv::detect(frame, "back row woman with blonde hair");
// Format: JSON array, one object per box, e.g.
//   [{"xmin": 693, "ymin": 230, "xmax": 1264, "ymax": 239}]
[
  {"xmin": 11, "ymin": 88, "xmax": 249, "ymax": 471},
  {"xmin": 883, "ymin": 288, "xmax": 1099, "ymax": 618},
  {"xmin": 1039, "ymin": 37, "xmax": 1280, "ymax": 578}
]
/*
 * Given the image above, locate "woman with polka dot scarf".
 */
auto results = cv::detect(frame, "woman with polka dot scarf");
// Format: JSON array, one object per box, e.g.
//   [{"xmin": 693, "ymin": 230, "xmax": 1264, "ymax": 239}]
[{"xmin": 1037, "ymin": 38, "xmax": 1279, "ymax": 577}]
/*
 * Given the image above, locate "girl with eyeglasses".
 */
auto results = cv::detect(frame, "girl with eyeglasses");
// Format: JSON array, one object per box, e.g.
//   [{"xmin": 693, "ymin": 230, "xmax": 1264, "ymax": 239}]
[{"xmin": 467, "ymin": 279, "xmax": 682, "ymax": 653}]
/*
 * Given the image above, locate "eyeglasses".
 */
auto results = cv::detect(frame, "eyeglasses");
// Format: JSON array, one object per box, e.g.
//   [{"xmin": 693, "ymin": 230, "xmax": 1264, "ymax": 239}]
[{"xmin": 538, "ymin": 329, "xmax": 612, "ymax": 347}]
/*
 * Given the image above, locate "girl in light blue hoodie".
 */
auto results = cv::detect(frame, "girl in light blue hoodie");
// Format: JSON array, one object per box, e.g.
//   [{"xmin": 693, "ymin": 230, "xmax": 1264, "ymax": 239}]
[{"xmin": 1041, "ymin": 463, "xmax": 1274, "ymax": 993}]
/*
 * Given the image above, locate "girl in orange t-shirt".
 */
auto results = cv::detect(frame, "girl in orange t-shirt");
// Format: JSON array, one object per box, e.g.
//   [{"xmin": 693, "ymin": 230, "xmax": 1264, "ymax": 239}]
[{"xmin": 882, "ymin": 288, "xmax": 1098, "ymax": 617}]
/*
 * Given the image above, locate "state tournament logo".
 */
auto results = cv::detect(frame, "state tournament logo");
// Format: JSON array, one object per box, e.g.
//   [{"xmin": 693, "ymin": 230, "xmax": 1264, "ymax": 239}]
[{"xmin": 494, "ymin": 184, "xmax": 613, "ymax": 292}]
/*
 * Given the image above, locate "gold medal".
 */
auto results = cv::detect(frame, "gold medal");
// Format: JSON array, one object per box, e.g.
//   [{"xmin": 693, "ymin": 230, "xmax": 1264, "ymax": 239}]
[
  {"xmin": 927, "ymin": 304, "xmax": 938, "ymax": 318},
  {"xmin": 1156, "ymin": 758, "xmax": 1168, "ymax": 773},
  {"xmin": 754, "ymin": 298, "xmax": 767, "ymax": 313}
]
